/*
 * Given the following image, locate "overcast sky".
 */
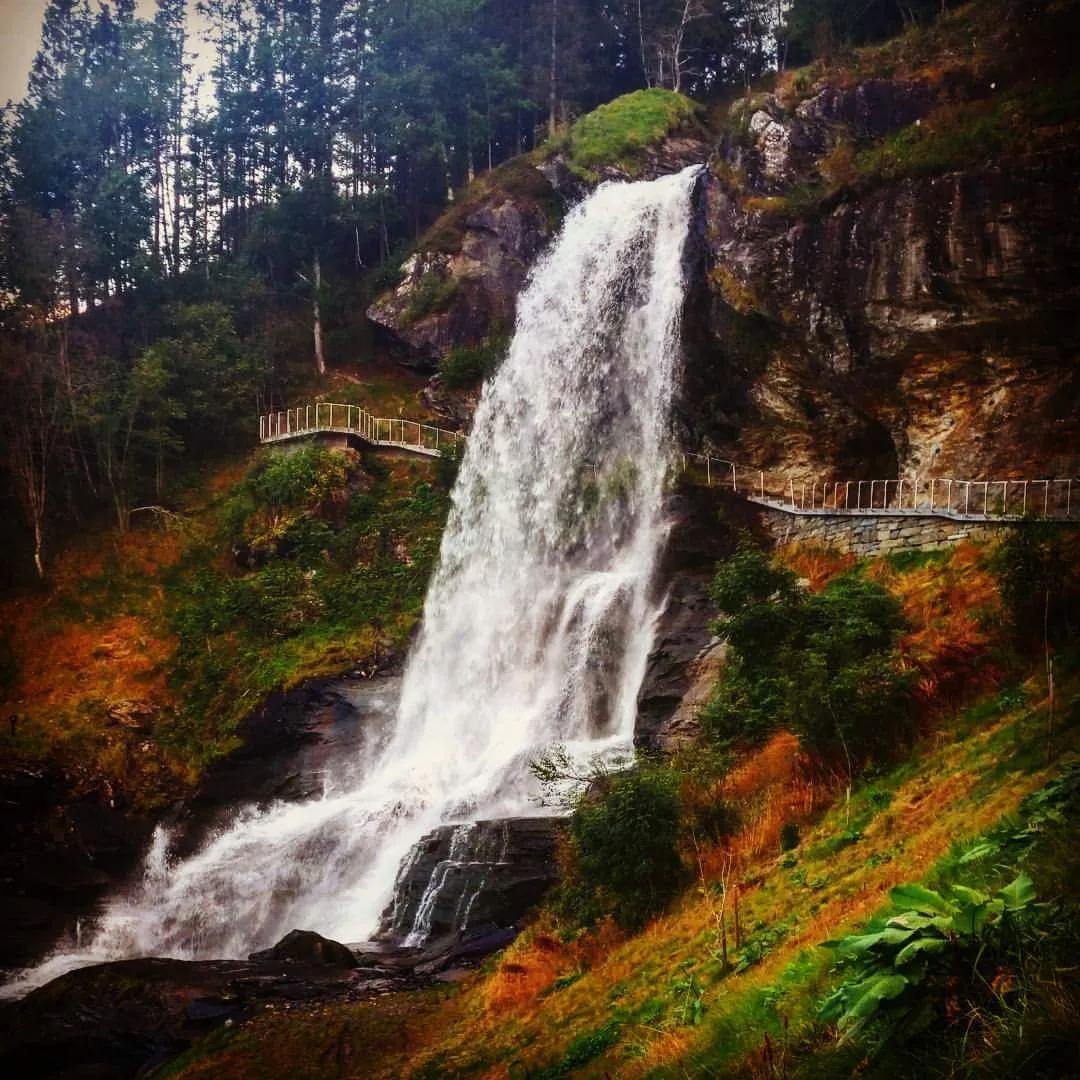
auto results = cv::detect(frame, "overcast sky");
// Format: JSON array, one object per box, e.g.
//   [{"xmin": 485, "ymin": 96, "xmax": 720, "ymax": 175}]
[
  {"xmin": 1, "ymin": 0, "xmax": 48, "ymax": 104},
  {"xmin": 1, "ymin": 0, "xmax": 211, "ymax": 107}
]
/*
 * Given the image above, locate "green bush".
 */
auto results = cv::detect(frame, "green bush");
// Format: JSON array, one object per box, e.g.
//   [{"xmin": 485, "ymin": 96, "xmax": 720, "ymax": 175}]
[
  {"xmin": 702, "ymin": 546, "xmax": 913, "ymax": 764},
  {"xmin": 562, "ymin": 766, "xmax": 686, "ymax": 931},
  {"xmin": 993, "ymin": 521, "xmax": 1080, "ymax": 654},
  {"xmin": 438, "ymin": 335, "xmax": 507, "ymax": 388}
]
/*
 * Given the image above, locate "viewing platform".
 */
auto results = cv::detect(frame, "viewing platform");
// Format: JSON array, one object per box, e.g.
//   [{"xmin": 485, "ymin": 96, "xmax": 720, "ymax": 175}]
[
  {"xmin": 259, "ymin": 402, "xmax": 466, "ymax": 459},
  {"xmin": 258, "ymin": 406, "xmax": 1076, "ymax": 522}
]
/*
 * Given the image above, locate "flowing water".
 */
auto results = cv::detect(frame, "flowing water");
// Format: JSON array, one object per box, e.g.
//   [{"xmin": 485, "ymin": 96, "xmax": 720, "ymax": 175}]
[{"xmin": 3, "ymin": 164, "xmax": 702, "ymax": 998}]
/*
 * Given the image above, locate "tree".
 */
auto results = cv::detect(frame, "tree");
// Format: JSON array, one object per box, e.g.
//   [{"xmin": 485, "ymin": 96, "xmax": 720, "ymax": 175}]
[
  {"xmin": 566, "ymin": 765, "xmax": 685, "ymax": 930},
  {"xmin": 703, "ymin": 546, "xmax": 913, "ymax": 765},
  {"xmin": 0, "ymin": 312, "xmax": 64, "ymax": 578}
]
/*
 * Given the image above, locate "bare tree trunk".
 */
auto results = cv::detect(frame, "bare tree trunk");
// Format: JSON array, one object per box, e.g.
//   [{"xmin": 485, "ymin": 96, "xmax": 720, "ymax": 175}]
[
  {"xmin": 171, "ymin": 28, "xmax": 185, "ymax": 274},
  {"xmin": 312, "ymin": 250, "xmax": 326, "ymax": 376},
  {"xmin": 637, "ymin": 0, "xmax": 651, "ymax": 87},
  {"xmin": 548, "ymin": 0, "xmax": 559, "ymax": 139}
]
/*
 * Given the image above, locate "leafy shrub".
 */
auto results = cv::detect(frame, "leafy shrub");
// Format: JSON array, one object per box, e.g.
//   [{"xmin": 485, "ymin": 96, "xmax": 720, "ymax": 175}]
[
  {"xmin": 993, "ymin": 521, "xmax": 1080, "ymax": 654},
  {"xmin": 780, "ymin": 823, "xmax": 801, "ymax": 851},
  {"xmin": 438, "ymin": 336, "xmax": 506, "ymax": 388},
  {"xmin": 530, "ymin": 1020, "xmax": 622, "ymax": 1078},
  {"xmin": 554, "ymin": 764, "xmax": 686, "ymax": 931},
  {"xmin": 820, "ymin": 873, "xmax": 1038, "ymax": 1049},
  {"xmin": 702, "ymin": 546, "xmax": 913, "ymax": 763}
]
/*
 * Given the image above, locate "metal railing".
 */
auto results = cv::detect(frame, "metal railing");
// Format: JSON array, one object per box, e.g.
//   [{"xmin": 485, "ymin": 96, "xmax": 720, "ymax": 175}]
[
  {"xmin": 258, "ymin": 402, "xmax": 466, "ymax": 458},
  {"xmin": 679, "ymin": 453, "xmax": 1078, "ymax": 522}
]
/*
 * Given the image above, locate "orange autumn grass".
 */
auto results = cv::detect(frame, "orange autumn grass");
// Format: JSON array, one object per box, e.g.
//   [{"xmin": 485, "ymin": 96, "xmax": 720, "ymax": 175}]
[
  {"xmin": 697, "ymin": 732, "xmax": 829, "ymax": 878},
  {"xmin": 779, "ymin": 542, "xmax": 857, "ymax": 591},
  {"xmin": 482, "ymin": 919, "xmax": 624, "ymax": 1016},
  {"xmin": 868, "ymin": 540, "xmax": 1004, "ymax": 710},
  {"xmin": 3, "ymin": 524, "xmax": 187, "ymax": 715}
]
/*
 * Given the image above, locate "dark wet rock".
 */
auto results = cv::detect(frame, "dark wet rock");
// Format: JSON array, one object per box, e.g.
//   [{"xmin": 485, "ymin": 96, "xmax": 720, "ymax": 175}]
[
  {"xmin": 636, "ymin": 488, "xmax": 761, "ymax": 748},
  {"xmin": 0, "ymin": 951, "xmax": 431, "ymax": 1080},
  {"xmin": 0, "ymin": 768, "xmax": 155, "ymax": 971},
  {"xmin": 249, "ymin": 929, "xmax": 357, "ymax": 970},
  {"xmin": 379, "ymin": 818, "xmax": 559, "ymax": 942},
  {"xmin": 0, "ymin": 677, "xmax": 402, "ymax": 977},
  {"xmin": 173, "ymin": 675, "xmax": 400, "ymax": 858}
]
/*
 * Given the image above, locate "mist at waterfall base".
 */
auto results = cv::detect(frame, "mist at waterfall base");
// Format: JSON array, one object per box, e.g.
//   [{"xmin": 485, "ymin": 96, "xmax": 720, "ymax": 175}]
[{"xmin": 3, "ymin": 164, "xmax": 702, "ymax": 998}]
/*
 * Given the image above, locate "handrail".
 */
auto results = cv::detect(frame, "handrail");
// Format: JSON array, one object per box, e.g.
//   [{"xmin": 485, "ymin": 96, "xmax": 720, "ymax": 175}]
[
  {"xmin": 258, "ymin": 402, "xmax": 466, "ymax": 458},
  {"xmin": 679, "ymin": 452, "xmax": 1078, "ymax": 522},
  {"xmin": 256, "ymin": 415, "xmax": 1076, "ymax": 522}
]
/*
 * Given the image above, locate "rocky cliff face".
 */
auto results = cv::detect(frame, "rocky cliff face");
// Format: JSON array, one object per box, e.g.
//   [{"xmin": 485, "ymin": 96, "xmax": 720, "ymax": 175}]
[
  {"xmin": 367, "ymin": 159, "xmax": 563, "ymax": 374},
  {"xmin": 685, "ymin": 87, "xmax": 1080, "ymax": 484},
  {"xmin": 368, "ymin": 54, "xmax": 1079, "ymax": 486}
]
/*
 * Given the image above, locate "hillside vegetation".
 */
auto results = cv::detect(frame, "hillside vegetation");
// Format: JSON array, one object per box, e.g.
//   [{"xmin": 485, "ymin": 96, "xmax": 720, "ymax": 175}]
[
  {"xmin": 157, "ymin": 532, "xmax": 1080, "ymax": 1079},
  {"xmin": 0, "ymin": 366, "xmax": 454, "ymax": 805}
]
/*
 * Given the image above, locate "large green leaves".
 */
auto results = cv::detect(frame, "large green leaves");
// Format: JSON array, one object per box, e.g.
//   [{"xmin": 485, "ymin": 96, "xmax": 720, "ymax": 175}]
[
  {"xmin": 820, "ymin": 871, "xmax": 1039, "ymax": 1051},
  {"xmin": 999, "ymin": 872, "xmax": 1037, "ymax": 912},
  {"xmin": 888, "ymin": 883, "xmax": 955, "ymax": 916}
]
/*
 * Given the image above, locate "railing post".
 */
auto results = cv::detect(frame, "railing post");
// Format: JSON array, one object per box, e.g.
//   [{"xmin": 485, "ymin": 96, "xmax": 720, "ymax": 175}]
[
  {"xmin": 706, "ymin": 457, "xmax": 711, "ymax": 486},
  {"xmin": 1044, "ymin": 481, "xmax": 1050, "ymax": 517},
  {"xmin": 964, "ymin": 481, "xmax": 970, "ymax": 517},
  {"xmin": 760, "ymin": 471, "xmax": 765, "ymax": 500},
  {"xmin": 789, "ymin": 477, "xmax": 795, "ymax": 508},
  {"xmin": 731, "ymin": 463, "xmax": 737, "ymax": 493},
  {"xmin": 947, "ymin": 478, "xmax": 953, "ymax": 514},
  {"xmin": 1068, "ymin": 479, "xmax": 1072, "ymax": 518},
  {"xmin": 1022, "ymin": 481, "xmax": 1027, "ymax": 516}
]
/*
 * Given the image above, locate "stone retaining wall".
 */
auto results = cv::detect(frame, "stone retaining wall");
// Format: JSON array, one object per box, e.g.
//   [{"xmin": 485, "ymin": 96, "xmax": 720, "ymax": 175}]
[{"xmin": 757, "ymin": 509, "xmax": 999, "ymax": 556}]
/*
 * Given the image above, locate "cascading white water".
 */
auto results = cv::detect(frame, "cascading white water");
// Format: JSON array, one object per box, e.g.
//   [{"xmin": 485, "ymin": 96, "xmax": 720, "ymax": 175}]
[{"xmin": 3, "ymin": 164, "xmax": 701, "ymax": 998}]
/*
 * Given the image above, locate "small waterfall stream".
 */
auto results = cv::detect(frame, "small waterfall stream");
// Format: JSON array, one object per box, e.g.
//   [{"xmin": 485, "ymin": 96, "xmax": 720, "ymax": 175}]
[{"xmin": 3, "ymin": 164, "xmax": 702, "ymax": 997}]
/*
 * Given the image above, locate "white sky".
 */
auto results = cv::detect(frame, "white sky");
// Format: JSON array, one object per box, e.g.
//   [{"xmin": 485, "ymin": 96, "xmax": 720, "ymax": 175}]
[{"xmin": 0, "ymin": 0, "xmax": 212, "ymax": 106}]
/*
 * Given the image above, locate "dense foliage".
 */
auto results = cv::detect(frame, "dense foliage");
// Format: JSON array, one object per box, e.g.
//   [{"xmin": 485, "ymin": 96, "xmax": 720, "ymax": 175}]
[
  {"xmin": 702, "ymin": 545, "xmax": 913, "ymax": 763},
  {"xmin": 561, "ymin": 766, "xmax": 686, "ymax": 931},
  {"xmin": 994, "ymin": 521, "xmax": 1080, "ymax": 656},
  {"xmin": 164, "ymin": 445, "xmax": 451, "ymax": 761}
]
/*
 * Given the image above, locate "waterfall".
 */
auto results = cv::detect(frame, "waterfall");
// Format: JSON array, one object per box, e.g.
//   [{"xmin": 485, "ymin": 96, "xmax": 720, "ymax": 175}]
[{"xmin": 3, "ymin": 163, "xmax": 701, "ymax": 997}]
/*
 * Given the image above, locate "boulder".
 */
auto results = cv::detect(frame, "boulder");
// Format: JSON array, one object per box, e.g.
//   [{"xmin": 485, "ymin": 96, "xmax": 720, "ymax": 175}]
[{"xmin": 249, "ymin": 929, "xmax": 357, "ymax": 969}]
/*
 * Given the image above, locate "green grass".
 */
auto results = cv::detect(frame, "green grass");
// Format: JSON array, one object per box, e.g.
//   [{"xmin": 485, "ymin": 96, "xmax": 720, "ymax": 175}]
[
  {"xmin": 161, "ymin": 448, "xmax": 452, "ymax": 765},
  {"xmin": 853, "ymin": 75, "xmax": 1080, "ymax": 187},
  {"xmin": 550, "ymin": 89, "xmax": 701, "ymax": 182}
]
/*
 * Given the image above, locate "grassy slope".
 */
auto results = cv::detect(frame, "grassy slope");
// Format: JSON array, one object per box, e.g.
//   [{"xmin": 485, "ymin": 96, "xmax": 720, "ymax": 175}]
[{"xmin": 158, "ymin": 539, "xmax": 1080, "ymax": 1079}]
